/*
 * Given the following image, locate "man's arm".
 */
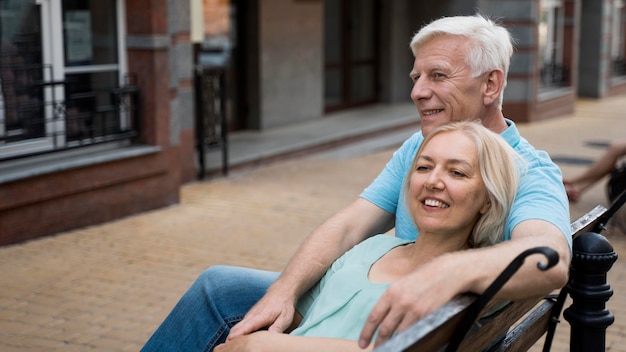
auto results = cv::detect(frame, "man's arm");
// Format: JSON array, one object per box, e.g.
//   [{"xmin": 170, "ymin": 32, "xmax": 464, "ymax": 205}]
[
  {"xmin": 217, "ymin": 331, "xmax": 373, "ymax": 352},
  {"xmin": 227, "ymin": 197, "xmax": 395, "ymax": 339},
  {"xmin": 466, "ymin": 220, "xmax": 570, "ymax": 297},
  {"xmin": 358, "ymin": 219, "xmax": 570, "ymax": 348}
]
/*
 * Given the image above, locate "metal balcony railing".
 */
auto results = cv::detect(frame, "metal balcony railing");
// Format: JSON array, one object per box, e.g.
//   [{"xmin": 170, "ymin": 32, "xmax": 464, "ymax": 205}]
[
  {"xmin": 195, "ymin": 65, "xmax": 228, "ymax": 178},
  {"xmin": 540, "ymin": 62, "xmax": 569, "ymax": 88},
  {"xmin": 613, "ymin": 58, "xmax": 626, "ymax": 77},
  {"xmin": 0, "ymin": 67, "xmax": 140, "ymax": 161}
]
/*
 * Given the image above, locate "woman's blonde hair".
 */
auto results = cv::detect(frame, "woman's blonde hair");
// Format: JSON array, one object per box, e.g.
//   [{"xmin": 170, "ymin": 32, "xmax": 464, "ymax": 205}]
[{"xmin": 406, "ymin": 120, "xmax": 523, "ymax": 248}]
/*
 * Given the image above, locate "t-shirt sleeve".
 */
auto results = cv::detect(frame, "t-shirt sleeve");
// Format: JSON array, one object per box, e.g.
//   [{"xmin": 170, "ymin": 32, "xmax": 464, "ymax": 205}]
[
  {"xmin": 360, "ymin": 133, "xmax": 422, "ymax": 214},
  {"xmin": 506, "ymin": 149, "xmax": 572, "ymax": 249}
]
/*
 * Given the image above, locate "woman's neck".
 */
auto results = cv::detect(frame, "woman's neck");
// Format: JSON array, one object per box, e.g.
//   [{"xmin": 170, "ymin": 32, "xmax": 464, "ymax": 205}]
[
  {"xmin": 410, "ymin": 232, "xmax": 470, "ymax": 259},
  {"xmin": 368, "ymin": 233, "xmax": 470, "ymax": 283}
]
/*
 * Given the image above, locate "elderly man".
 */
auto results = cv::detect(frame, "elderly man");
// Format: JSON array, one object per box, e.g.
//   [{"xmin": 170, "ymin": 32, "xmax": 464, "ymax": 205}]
[{"xmin": 142, "ymin": 14, "xmax": 571, "ymax": 351}]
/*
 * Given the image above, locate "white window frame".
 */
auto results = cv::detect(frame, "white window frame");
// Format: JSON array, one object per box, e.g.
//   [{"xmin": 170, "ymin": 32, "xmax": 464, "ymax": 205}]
[{"xmin": 0, "ymin": 0, "xmax": 127, "ymax": 159}]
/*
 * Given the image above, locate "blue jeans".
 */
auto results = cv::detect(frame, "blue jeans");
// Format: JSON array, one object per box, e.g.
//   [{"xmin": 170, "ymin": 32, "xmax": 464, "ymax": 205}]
[{"xmin": 141, "ymin": 265, "xmax": 279, "ymax": 352}]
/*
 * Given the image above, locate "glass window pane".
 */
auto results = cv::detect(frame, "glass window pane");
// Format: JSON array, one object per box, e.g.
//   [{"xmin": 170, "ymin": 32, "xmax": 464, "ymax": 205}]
[
  {"xmin": 539, "ymin": 1, "xmax": 565, "ymax": 88},
  {"xmin": 63, "ymin": 0, "xmax": 118, "ymax": 66},
  {"xmin": 0, "ymin": 1, "xmax": 46, "ymax": 142}
]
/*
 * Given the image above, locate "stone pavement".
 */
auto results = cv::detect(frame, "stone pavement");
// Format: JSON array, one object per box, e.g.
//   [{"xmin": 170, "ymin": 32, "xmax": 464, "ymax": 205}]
[{"xmin": 1, "ymin": 96, "xmax": 626, "ymax": 351}]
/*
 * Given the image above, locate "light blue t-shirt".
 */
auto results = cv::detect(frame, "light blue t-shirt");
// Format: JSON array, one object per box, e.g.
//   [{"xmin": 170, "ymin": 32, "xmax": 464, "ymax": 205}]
[
  {"xmin": 292, "ymin": 235, "xmax": 411, "ymax": 340},
  {"xmin": 360, "ymin": 119, "xmax": 572, "ymax": 248}
]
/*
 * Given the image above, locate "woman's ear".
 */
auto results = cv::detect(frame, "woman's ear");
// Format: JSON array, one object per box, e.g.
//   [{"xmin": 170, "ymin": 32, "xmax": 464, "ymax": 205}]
[{"xmin": 480, "ymin": 198, "xmax": 491, "ymax": 215}]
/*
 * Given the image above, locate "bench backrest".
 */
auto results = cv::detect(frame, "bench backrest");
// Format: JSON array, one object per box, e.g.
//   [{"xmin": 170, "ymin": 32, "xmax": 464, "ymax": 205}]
[{"xmin": 374, "ymin": 204, "xmax": 609, "ymax": 352}]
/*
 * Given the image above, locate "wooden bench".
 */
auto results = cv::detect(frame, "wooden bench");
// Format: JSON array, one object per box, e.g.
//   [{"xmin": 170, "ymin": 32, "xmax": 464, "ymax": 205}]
[{"xmin": 374, "ymin": 192, "xmax": 625, "ymax": 352}]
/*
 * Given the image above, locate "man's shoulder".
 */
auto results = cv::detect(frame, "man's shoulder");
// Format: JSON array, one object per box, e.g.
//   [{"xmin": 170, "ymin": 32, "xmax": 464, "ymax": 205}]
[
  {"xmin": 515, "ymin": 137, "xmax": 556, "ymax": 168},
  {"xmin": 401, "ymin": 131, "xmax": 424, "ymax": 147},
  {"xmin": 393, "ymin": 131, "xmax": 424, "ymax": 159},
  {"xmin": 503, "ymin": 119, "xmax": 556, "ymax": 166}
]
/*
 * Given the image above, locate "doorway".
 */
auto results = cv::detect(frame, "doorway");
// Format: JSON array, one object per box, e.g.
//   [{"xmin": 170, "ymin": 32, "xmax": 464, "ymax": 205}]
[{"xmin": 324, "ymin": 0, "xmax": 379, "ymax": 112}]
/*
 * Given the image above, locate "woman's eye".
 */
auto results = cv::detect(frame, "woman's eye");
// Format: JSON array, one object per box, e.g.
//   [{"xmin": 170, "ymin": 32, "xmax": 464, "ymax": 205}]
[
  {"xmin": 451, "ymin": 170, "xmax": 466, "ymax": 177},
  {"xmin": 416, "ymin": 165, "xmax": 430, "ymax": 171}
]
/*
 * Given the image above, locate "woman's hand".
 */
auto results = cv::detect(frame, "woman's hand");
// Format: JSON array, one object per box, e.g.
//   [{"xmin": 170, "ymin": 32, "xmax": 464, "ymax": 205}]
[{"xmin": 216, "ymin": 331, "xmax": 270, "ymax": 352}]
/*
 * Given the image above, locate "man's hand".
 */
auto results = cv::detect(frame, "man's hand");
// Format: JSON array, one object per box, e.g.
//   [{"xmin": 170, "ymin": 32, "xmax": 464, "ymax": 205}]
[
  {"xmin": 358, "ymin": 255, "xmax": 461, "ymax": 348},
  {"xmin": 227, "ymin": 289, "xmax": 296, "ymax": 341}
]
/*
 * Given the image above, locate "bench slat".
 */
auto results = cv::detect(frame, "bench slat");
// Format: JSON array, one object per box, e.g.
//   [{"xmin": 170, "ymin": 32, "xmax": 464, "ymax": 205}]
[
  {"xmin": 570, "ymin": 205, "xmax": 607, "ymax": 239},
  {"xmin": 379, "ymin": 295, "xmax": 475, "ymax": 352},
  {"xmin": 458, "ymin": 297, "xmax": 547, "ymax": 351},
  {"xmin": 492, "ymin": 299, "xmax": 555, "ymax": 352}
]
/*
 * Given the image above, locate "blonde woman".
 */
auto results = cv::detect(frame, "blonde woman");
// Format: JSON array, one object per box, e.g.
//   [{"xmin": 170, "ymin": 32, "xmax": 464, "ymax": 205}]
[{"xmin": 215, "ymin": 121, "xmax": 522, "ymax": 352}]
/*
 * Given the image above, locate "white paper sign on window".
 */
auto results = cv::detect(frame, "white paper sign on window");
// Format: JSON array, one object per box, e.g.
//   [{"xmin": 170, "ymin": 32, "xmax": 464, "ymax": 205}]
[{"xmin": 65, "ymin": 10, "xmax": 93, "ymax": 64}]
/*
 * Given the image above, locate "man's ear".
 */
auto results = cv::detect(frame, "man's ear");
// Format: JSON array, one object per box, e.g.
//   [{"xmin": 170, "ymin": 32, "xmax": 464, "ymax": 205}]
[{"xmin": 483, "ymin": 69, "xmax": 505, "ymax": 106}]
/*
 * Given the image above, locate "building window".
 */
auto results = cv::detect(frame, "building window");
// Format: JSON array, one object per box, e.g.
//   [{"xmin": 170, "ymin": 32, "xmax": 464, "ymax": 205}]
[
  {"xmin": 324, "ymin": 0, "xmax": 378, "ymax": 112},
  {"xmin": 539, "ymin": 0, "xmax": 568, "ymax": 88},
  {"xmin": 0, "ymin": 0, "xmax": 136, "ymax": 161},
  {"xmin": 612, "ymin": 0, "xmax": 626, "ymax": 77}
]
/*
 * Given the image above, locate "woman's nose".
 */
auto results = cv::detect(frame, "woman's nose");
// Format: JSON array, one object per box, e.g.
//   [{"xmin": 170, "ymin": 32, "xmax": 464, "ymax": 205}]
[{"xmin": 424, "ymin": 171, "xmax": 444, "ymax": 190}]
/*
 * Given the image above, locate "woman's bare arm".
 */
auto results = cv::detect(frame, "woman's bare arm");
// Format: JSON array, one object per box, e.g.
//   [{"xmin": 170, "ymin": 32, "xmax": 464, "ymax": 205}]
[{"xmin": 217, "ymin": 330, "xmax": 373, "ymax": 352}]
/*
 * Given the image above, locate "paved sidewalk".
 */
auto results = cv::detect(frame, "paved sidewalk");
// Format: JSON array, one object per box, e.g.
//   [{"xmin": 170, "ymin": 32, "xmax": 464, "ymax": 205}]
[{"xmin": 1, "ymin": 97, "xmax": 626, "ymax": 351}]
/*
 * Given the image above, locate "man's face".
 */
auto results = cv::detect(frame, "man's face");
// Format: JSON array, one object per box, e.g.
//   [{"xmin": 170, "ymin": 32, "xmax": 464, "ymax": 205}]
[{"xmin": 410, "ymin": 35, "xmax": 487, "ymax": 136}]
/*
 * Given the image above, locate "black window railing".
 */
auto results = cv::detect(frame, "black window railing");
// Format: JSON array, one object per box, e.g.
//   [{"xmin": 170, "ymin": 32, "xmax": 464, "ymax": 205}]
[
  {"xmin": 195, "ymin": 65, "xmax": 228, "ymax": 178},
  {"xmin": 613, "ymin": 57, "xmax": 626, "ymax": 77},
  {"xmin": 540, "ymin": 62, "xmax": 569, "ymax": 88},
  {"xmin": 0, "ymin": 69, "xmax": 141, "ymax": 161}
]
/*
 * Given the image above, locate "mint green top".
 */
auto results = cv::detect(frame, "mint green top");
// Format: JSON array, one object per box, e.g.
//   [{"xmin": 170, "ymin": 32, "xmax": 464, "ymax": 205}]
[{"xmin": 291, "ymin": 235, "xmax": 411, "ymax": 340}]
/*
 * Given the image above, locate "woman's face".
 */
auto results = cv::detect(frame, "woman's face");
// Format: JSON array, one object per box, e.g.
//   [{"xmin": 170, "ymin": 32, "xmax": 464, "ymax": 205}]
[{"xmin": 408, "ymin": 130, "xmax": 490, "ymax": 241}]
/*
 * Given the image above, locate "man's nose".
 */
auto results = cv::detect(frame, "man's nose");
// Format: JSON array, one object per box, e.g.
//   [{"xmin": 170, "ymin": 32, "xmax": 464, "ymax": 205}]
[{"xmin": 411, "ymin": 77, "xmax": 432, "ymax": 101}]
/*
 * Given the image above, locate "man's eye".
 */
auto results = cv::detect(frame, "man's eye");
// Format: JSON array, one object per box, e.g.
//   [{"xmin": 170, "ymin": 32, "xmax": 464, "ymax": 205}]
[{"xmin": 432, "ymin": 72, "xmax": 446, "ymax": 79}]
